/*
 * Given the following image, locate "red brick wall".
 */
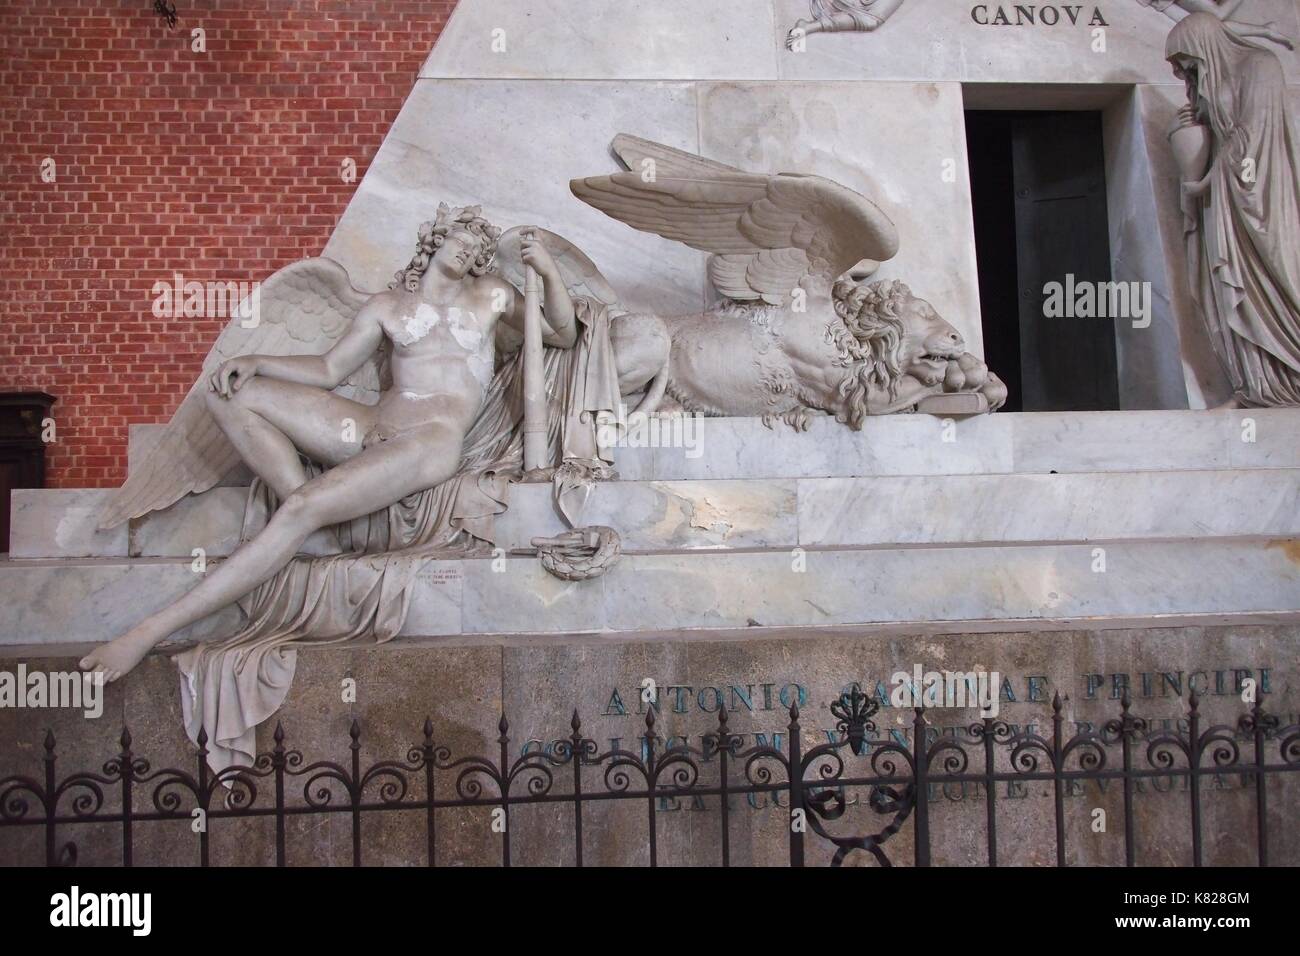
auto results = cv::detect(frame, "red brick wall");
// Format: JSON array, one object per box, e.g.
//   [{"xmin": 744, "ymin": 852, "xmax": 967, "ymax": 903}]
[{"xmin": 0, "ymin": 0, "xmax": 458, "ymax": 487}]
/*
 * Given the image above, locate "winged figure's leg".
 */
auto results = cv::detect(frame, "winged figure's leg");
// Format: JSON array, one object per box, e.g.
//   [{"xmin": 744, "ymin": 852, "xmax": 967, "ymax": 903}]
[
  {"xmin": 204, "ymin": 377, "xmax": 377, "ymax": 499},
  {"xmin": 79, "ymin": 422, "xmax": 462, "ymax": 682}
]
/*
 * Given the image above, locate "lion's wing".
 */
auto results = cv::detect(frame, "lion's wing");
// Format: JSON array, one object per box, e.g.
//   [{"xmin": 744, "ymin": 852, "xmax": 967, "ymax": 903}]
[
  {"xmin": 607, "ymin": 133, "xmax": 744, "ymax": 179},
  {"xmin": 98, "ymin": 258, "xmax": 378, "ymax": 528},
  {"xmin": 571, "ymin": 137, "xmax": 899, "ymax": 306}
]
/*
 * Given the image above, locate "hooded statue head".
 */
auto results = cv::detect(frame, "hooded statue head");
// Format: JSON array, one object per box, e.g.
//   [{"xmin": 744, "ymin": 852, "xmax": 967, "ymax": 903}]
[{"xmin": 1165, "ymin": 12, "xmax": 1270, "ymax": 139}]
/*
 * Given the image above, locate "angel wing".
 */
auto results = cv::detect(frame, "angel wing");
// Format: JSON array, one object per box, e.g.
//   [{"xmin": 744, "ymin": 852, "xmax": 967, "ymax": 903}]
[
  {"xmin": 494, "ymin": 226, "xmax": 623, "ymax": 312},
  {"xmin": 491, "ymin": 226, "xmax": 625, "ymax": 354},
  {"xmin": 605, "ymin": 132, "xmax": 744, "ymax": 179},
  {"xmin": 98, "ymin": 258, "xmax": 385, "ymax": 528},
  {"xmin": 570, "ymin": 135, "xmax": 899, "ymax": 306}
]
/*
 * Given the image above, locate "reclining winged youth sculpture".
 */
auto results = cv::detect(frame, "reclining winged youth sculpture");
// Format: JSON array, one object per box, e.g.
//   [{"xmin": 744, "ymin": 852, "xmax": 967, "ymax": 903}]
[{"xmin": 82, "ymin": 137, "xmax": 1005, "ymax": 770}]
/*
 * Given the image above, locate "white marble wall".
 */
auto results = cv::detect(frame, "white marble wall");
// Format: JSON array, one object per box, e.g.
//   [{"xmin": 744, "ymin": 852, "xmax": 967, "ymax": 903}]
[
  {"xmin": 15, "ymin": 410, "xmax": 1300, "ymax": 560},
  {"xmin": 357, "ymin": 0, "xmax": 1300, "ymax": 408},
  {"xmin": 323, "ymin": 76, "xmax": 984, "ymax": 348},
  {"xmin": 0, "ymin": 559, "xmax": 241, "ymax": 646},
  {"xmin": 697, "ymin": 81, "xmax": 982, "ymax": 350},
  {"xmin": 18, "ymin": 467, "xmax": 1300, "ymax": 558},
  {"xmin": 423, "ymin": 0, "xmax": 1300, "ymax": 85},
  {"xmin": 323, "ymin": 79, "xmax": 706, "ymax": 311},
  {"xmin": 620, "ymin": 408, "xmax": 1300, "ymax": 479},
  {"xmin": 4, "ymin": 537, "xmax": 1294, "ymax": 645},
  {"xmin": 1103, "ymin": 87, "xmax": 1190, "ymax": 410}
]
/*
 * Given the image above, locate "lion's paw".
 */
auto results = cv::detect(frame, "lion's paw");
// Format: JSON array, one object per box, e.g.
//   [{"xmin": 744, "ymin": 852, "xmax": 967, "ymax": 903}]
[{"xmin": 981, "ymin": 372, "xmax": 1008, "ymax": 411}]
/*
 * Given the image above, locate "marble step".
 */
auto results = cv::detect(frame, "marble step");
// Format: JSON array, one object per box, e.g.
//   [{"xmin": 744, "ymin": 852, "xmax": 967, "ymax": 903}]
[
  {"xmin": 2, "ymin": 536, "xmax": 1297, "ymax": 647},
  {"xmin": 11, "ymin": 467, "xmax": 1300, "ymax": 560},
  {"xmin": 122, "ymin": 409, "xmax": 1300, "ymax": 486}
]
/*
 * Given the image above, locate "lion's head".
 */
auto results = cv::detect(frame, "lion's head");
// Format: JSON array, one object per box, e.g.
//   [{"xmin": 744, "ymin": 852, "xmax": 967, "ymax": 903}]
[{"xmin": 828, "ymin": 278, "xmax": 968, "ymax": 428}]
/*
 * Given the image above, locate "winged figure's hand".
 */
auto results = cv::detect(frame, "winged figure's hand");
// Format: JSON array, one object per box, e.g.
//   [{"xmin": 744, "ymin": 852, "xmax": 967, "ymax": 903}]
[
  {"xmin": 209, "ymin": 356, "xmax": 261, "ymax": 398},
  {"xmin": 1168, "ymin": 103, "xmax": 1201, "ymax": 138},
  {"xmin": 520, "ymin": 233, "xmax": 560, "ymax": 280}
]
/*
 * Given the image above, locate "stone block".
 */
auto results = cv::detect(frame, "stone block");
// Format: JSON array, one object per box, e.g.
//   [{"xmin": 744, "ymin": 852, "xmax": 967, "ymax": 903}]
[
  {"xmin": 0, "ymin": 558, "xmax": 242, "ymax": 646},
  {"xmin": 8, "ymin": 489, "xmax": 126, "ymax": 558},
  {"xmin": 796, "ymin": 469, "xmax": 1300, "ymax": 546}
]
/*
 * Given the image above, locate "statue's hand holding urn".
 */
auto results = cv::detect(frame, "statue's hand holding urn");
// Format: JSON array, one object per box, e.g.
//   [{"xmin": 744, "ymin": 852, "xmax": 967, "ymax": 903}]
[{"xmin": 1168, "ymin": 103, "xmax": 1212, "ymax": 184}]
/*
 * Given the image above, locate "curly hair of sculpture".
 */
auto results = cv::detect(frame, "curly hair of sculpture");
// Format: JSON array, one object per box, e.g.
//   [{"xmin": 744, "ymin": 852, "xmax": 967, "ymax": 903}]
[{"xmin": 393, "ymin": 202, "xmax": 503, "ymax": 292}]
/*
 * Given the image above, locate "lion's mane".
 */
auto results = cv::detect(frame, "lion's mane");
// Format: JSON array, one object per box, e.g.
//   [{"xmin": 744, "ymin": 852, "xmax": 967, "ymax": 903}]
[{"xmin": 827, "ymin": 278, "xmax": 911, "ymax": 430}]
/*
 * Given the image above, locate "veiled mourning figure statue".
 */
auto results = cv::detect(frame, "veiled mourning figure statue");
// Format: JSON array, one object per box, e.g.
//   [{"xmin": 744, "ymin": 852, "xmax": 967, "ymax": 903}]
[{"xmin": 1166, "ymin": 13, "xmax": 1300, "ymax": 407}]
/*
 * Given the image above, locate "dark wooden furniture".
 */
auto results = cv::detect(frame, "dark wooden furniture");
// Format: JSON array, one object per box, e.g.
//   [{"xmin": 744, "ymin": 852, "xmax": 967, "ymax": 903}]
[{"xmin": 0, "ymin": 391, "xmax": 56, "ymax": 553}]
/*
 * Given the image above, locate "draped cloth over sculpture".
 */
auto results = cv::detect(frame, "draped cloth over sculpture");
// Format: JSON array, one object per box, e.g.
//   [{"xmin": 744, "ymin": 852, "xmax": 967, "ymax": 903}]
[
  {"xmin": 1168, "ymin": 14, "xmax": 1300, "ymax": 406},
  {"xmin": 176, "ymin": 297, "xmax": 624, "ymax": 773},
  {"xmin": 810, "ymin": 0, "xmax": 889, "ymax": 30}
]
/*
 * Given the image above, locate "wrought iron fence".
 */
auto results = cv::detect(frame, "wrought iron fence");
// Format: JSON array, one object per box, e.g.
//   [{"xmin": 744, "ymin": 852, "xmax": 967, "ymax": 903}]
[{"xmin": 1, "ymin": 690, "xmax": 1296, "ymax": 866}]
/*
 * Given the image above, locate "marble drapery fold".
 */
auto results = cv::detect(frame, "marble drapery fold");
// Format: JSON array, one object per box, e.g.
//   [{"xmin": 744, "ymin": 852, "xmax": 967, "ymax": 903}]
[
  {"xmin": 177, "ymin": 297, "xmax": 623, "ymax": 773},
  {"xmin": 1168, "ymin": 14, "xmax": 1300, "ymax": 406},
  {"xmin": 810, "ymin": 0, "xmax": 888, "ymax": 30}
]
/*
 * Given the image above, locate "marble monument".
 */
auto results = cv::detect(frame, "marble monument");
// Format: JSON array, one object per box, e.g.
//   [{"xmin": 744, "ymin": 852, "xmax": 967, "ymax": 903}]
[{"xmin": 3, "ymin": 0, "xmax": 1299, "ymax": 863}]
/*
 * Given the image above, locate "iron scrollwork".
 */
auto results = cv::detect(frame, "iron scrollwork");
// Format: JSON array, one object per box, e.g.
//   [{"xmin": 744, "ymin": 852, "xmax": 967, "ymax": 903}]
[{"xmin": 1, "ymin": 691, "xmax": 1296, "ymax": 867}]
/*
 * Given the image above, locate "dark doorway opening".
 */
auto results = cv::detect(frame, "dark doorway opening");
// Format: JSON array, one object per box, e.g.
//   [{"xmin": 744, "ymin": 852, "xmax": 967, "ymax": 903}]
[{"xmin": 965, "ymin": 110, "xmax": 1120, "ymax": 412}]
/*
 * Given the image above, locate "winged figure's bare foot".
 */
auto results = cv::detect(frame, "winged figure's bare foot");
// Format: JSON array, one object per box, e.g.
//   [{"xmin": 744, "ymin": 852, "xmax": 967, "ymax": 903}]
[
  {"xmin": 78, "ymin": 626, "xmax": 161, "ymax": 683},
  {"xmin": 786, "ymin": 19, "xmax": 814, "ymax": 49}
]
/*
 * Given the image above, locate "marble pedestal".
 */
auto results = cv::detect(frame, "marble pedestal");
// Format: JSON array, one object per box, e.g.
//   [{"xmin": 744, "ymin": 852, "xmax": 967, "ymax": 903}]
[{"xmin": 4, "ymin": 408, "xmax": 1299, "ymax": 647}]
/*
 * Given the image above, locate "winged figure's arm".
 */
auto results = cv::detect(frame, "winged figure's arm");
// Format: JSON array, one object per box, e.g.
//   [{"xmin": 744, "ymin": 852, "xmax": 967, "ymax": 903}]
[
  {"xmin": 491, "ymin": 227, "xmax": 624, "ymax": 352},
  {"xmin": 491, "ymin": 237, "xmax": 578, "ymax": 349},
  {"xmin": 219, "ymin": 296, "xmax": 386, "ymax": 395},
  {"xmin": 494, "ymin": 279, "xmax": 578, "ymax": 349}
]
